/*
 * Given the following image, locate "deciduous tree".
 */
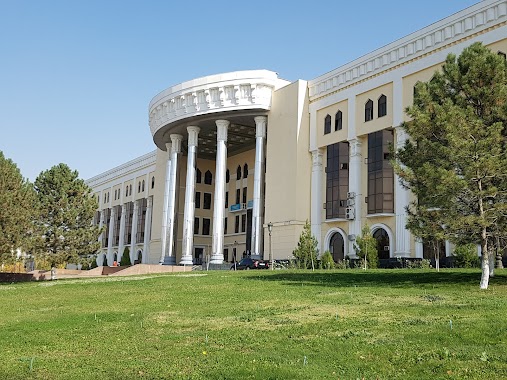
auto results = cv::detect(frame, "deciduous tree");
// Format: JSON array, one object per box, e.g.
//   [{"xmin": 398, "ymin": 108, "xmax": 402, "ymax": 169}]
[{"xmin": 293, "ymin": 220, "xmax": 318, "ymax": 270}]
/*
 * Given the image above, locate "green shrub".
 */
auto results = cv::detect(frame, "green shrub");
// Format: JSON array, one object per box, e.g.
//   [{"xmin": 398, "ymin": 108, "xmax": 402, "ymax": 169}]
[
  {"xmin": 453, "ymin": 244, "xmax": 480, "ymax": 268},
  {"xmin": 320, "ymin": 251, "xmax": 335, "ymax": 269},
  {"xmin": 354, "ymin": 225, "xmax": 379, "ymax": 269},
  {"xmin": 120, "ymin": 247, "xmax": 131, "ymax": 266}
]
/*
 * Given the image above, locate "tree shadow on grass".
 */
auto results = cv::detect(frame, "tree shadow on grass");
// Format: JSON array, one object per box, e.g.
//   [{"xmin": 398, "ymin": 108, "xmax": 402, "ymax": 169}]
[{"xmin": 244, "ymin": 270, "xmax": 507, "ymax": 288}]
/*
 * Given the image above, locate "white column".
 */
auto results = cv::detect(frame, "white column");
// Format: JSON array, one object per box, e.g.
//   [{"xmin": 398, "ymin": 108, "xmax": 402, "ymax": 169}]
[
  {"xmin": 143, "ymin": 197, "xmax": 153, "ymax": 264},
  {"xmin": 348, "ymin": 138, "xmax": 363, "ymax": 257},
  {"xmin": 106, "ymin": 207, "xmax": 116, "ymax": 266},
  {"xmin": 394, "ymin": 126, "xmax": 411, "ymax": 257},
  {"xmin": 159, "ymin": 143, "xmax": 172, "ymax": 263},
  {"xmin": 130, "ymin": 200, "xmax": 139, "ymax": 265},
  {"xmin": 164, "ymin": 134, "xmax": 183, "ymax": 265},
  {"xmin": 118, "ymin": 203, "xmax": 126, "ymax": 262},
  {"xmin": 251, "ymin": 116, "xmax": 267, "ymax": 259},
  {"xmin": 96, "ymin": 211, "xmax": 105, "ymax": 266},
  {"xmin": 180, "ymin": 126, "xmax": 200, "ymax": 265},
  {"xmin": 415, "ymin": 238, "xmax": 424, "ymax": 259},
  {"xmin": 310, "ymin": 148, "xmax": 324, "ymax": 254},
  {"xmin": 211, "ymin": 120, "xmax": 229, "ymax": 264}
]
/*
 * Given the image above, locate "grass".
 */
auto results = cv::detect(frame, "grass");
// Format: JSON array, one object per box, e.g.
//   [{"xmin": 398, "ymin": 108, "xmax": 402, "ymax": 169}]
[{"xmin": 1, "ymin": 269, "xmax": 507, "ymax": 379}]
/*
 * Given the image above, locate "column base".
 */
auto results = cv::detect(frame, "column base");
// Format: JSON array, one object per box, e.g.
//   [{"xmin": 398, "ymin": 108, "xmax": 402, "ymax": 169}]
[
  {"xmin": 394, "ymin": 251, "xmax": 411, "ymax": 258},
  {"xmin": 160, "ymin": 256, "xmax": 176, "ymax": 265},
  {"xmin": 179, "ymin": 255, "xmax": 193, "ymax": 265},
  {"xmin": 209, "ymin": 254, "xmax": 223, "ymax": 265}
]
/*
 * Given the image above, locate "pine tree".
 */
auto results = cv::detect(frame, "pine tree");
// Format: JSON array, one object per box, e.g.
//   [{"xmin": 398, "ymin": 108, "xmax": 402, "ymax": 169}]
[
  {"xmin": 293, "ymin": 220, "xmax": 319, "ymax": 270},
  {"xmin": 34, "ymin": 164, "xmax": 102, "ymax": 267},
  {"xmin": 394, "ymin": 42, "xmax": 507, "ymax": 289},
  {"xmin": 0, "ymin": 151, "xmax": 37, "ymax": 264}
]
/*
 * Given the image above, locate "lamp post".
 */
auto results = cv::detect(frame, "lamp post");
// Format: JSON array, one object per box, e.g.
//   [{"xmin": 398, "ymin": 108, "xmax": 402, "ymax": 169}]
[
  {"xmin": 268, "ymin": 222, "xmax": 273, "ymax": 270},
  {"xmin": 233, "ymin": 240, "xmax": 238, "ymax": 271}
]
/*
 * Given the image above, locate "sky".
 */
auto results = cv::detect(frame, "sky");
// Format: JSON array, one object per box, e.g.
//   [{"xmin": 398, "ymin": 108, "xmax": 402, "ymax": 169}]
[{"xmin": 0, "ymin": 0, "xmax": 480, "ymax": 181}]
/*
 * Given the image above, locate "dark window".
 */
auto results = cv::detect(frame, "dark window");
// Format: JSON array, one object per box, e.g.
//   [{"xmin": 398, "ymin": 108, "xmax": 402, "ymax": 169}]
[
  {"xmin": 236, "ymin": 189, "xmax": 240, "ymax": 204},
  {"xmin": 107, "ymin": 192, "xmax": 109, "ymax": 203},
  {"xmin": 225, "ymin": 191, "xmax": 228, "ymax": 208},
  {"xmin": 138, "ymin": 182, "xmax": 141, "ymax": 193},
  {"xmin": 367, "ymin": 130, "xmax": 394, "ymax": 214},
  {"xmin": 243, "ymin": 164, "xmax": 248, "ymax": 179},
  {"xmin": 324, "ymin": 114, "xmax": 331, "ymax": 134},
  {"xmin": 203, "ymin": 193, "xmax": 212, "ymax": 209},
  {"xmin": 114, "ymin": 190, "xmax": 116, "ymax": 200},
  {"xmin": 498, "ymin": 51, "xmax": 506, "ymax": 59},
  {"xmin": 235, "ymin": 215, "xmax": 240, "ymax": 233},
  {"xmin": 325, "ymin": 142, "xmax": 350, "ymax": 219},
  {"xmin": 104, "ymin": 194, "xmax": 107, "ymax": 204},
  {"xmin": 151, "ymin": 176, "xmax": 155, "ymax": 189},
  {"xmin": 226, "ymin": 169, "xmax": 230, "ymax": 183},
  {"xmin": 242, "ymin": 187, "xmax": 247, "ymax": 204},
  {"xmin": 136, "ymin": 198, "xmax": 147, "ymax": 244},
  {"xmin": 378, "ymin": 95, "xmax": 387, "ymax": 117},
  {"xmin": 125, "ymin": 187, "xmax": 128, "ymax": 197},
  {"xmin": 124, "ymin": 202, "xmax": 133, "ymax": 244},
  {"xmin": 204, "ymin": 170, "xmax": 212, "ymax": 185},
  {"xmin": 224, "ymin": 217, "xmax": 228, "ymax": 235},
  {"xmin": 196, "ymin": 168, "xmax": 202, "ymax": 183},
  {"xmin": 194, "ymin": 217, "xmax": 200, "ymax": 235},
  {"xmin": 365, "ymin": 99, "xmax": 373, "ymax": 121},
  {"xmin": 335, "ymin": 111, "xmax": 342, "ymax": 131},
  {"xmin": 113, "ymin": 205, "xmax": 121, "ymax": 246},
  {"xmin": 203, "ymin": 218, "xmax": 211, "ymax": 235},
  {"xmin": 129, "ymin": 184, "xmax": 132, "ymax": 196},
  {"xmin": 223, "ymin": 248, "xmax": 229, "ymax": 262},
  {"xmin": 102, "ymin": 208, "xmax": 110, "ymax": 247},
  {"xmin": 195, "ymin": 192, "xmax": 201, "ymax": 208},
  {"xmin": 142, "ymin": 180, "xmax": 145, "ymax": 192},
  {"xmin": 241, "ymin": 214, "xmax": 246, "ymax": 232},
  {"xmin": 236, "ymin": 165, "xmax": 242, "ymax": 180}
]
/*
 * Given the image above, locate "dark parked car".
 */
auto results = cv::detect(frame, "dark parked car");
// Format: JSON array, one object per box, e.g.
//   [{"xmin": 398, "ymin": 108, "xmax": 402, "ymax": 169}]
[{"xmin": 231, "ymin": 257, "xmax": 270, "ymax": 270}]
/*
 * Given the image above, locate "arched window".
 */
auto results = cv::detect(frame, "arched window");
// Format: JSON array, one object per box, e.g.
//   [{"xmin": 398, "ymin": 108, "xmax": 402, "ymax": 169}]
[
  {"xmin": 104, "ymin": 194, "xmax": 107, "ymax": 203},
  {"xmin": 151, "ymin": 176, "xmax": 155, "ymax": 189},
  {"xmin": 243, "ymin": 164, "xmax": 248, "ymax": 179},
  {"xmin": 196, "ymin": 168, "xmax": 202, "ymax": 183},
  {"xmin": 138, "ymin": 182, "xmax": 141, "ymax": 193},
  {"xmin": 114, "ymin": 190, "xmax": 117, "ymax": 200},
  {"xmin": 378, "ymin": 95, "xmax": 387, "ymax": 117},
  {"xmin": 226, "ymin": 169, "xmax": 230, "ymax": 183},
  {"xmin": 373, "ymin": 228, "xmax": 390, "ymax": 260},
  {"xmin": 236, "ymin": 165, "xmax": 242, "ymax": 180},
  {"xmin": 335, "ymin": 111, "xmax": 342, "ymax": 131},
  {"xmin": 329, "ymin": 232, "xmax": 345, "ymax": 262},
  {"xmin": 125, "ymin": 187, "xmax": 128, "ymax": 197},
  {"xmin": 142, "ymin": 180, "xmax": 145, "ymax": 192},
  {"xmin": 204, "ymin": 170, "xmax": 212, "ymax": 185},
  {"xmin": 324, "ymin": 114, "xmax": 331, "ymax": 134},
  {"xmin": 365, "ymin": 99, "xmax": 373, "ymax": 122},
  {"xmin": 107, "ymin": 192, "xmax": 110, "ymax": 203},
  {"xmin": 129, "ymin": 184, "xmax": 132, "ymax": 196}
]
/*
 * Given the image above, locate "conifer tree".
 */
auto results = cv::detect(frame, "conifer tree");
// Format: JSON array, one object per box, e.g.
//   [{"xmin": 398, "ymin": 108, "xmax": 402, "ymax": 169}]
[
  {"xmin": 0, "ymin": 151, "xmax": 37, "ymax": 264},
  {"xmin": 394, "ymin": 43, "xmax": 507, "ymax": 289},
  {"xmin": 354, "ymin": 225, "xmax": 378, "ymax": 269},
  {"xmin": 34, "ymin": 164, "xmax": 101, "ymax": 267},
  {"xmin": 293, "ymin": 220, "xmax": 319, "ymax": 270}
]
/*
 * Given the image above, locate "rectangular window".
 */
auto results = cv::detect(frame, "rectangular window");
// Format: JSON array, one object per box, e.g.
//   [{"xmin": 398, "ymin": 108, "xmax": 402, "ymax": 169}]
[
  {"xmin": 235, "ymin": 215, "xmax": 240, "ymax": 233},
  {"xmin": 223, "ymin": 248, "xmax": 229, "ymax": 262},
  {"xmin": 225, "ymin": 191, "xmax": 228, "ymax": 208},
  {"xmin": 241, "ymin": 214, "xmax": 246, "ymax": 232},
  {"xmin": 195, "ymin": 191, "xmax": 201, "ymax": 208},
  {"xmin": 242, "ymin": 187, "xmax": 247, "ymax": 204},
  {"xmin": 367, "ymin": 130, "xmax": 394, "ymax": 214},
  {"xmin": 194, "ymin": 217, "xmax": 200, "ymax": 235},
  {"xmin": 236, "ymin": 189, "xmax": 240, "ymax": 204},
  {"xmin": 203, "ymin": 193, "xmax": 212, "ymax": 209},
  {"xmin": 325, "ymin": 142, "xmax": 350, "ymax": 219},
  {"xmin": 224, "ymin": 217, "xmax": 228, "ymax": 235},
  {"xmin": 203, "ymin": 218, "xmax": 211, "ymax": 235}
]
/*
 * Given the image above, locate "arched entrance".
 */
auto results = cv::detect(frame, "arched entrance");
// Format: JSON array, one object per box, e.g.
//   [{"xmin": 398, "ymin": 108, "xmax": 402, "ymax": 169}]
[
  {"xmin": 329, "ymin": 232, "xmax": 345, "ymax": 262},
  {"xmin": 136, "ymin": 249, "xmax": 143, "ymax": 264},
  {"xmin": 372, "ymin": 228, "xmax": 390, "ymax": 260}
]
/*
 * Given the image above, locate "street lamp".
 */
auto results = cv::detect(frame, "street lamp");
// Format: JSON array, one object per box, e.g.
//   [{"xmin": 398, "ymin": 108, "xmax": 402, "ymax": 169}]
[
  {"xmin": 233, "ymin": 240, "xmax": 238, "ymax": 271},
  {"xmin": 267, "ymin": 222, "xmax": 273, "ymax": 270}
]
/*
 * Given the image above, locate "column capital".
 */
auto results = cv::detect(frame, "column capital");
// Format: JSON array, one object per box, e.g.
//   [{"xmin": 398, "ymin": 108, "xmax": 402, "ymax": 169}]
[
  {"xmin": 110, "ymin": 207, "xmax": 116, "ymax": 217},
  {"xmin": 216, "ymin": 120, "xmax": 229, "ymax": 141},
  {"xmin": 311, "ymin": 149, "xmax": 323, "ymax": 168},
  {"xmin": 187, "ymin": 126, "xmax": 200, "ymax": 147},
  {"xmin": 254, "ymin": 116, "xmax": 267, "ymax": 138},
  {"xmin": 170, "ymin": 134, "xmax": 183, "ymax": 153},
  {"xmin": 348, "ymin": 138, "xmax": 362, "ymax": 157},
  {"xmin": 121, "ymin": 203, "xmax": 127, "ymax": 212},
  {"xmin": 133, "ymin": 200, "xmax": 139, "ymax": 211}
]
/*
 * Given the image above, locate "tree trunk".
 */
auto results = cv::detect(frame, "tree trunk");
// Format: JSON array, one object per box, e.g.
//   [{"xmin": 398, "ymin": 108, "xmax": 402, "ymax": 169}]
[
  {"xmin": 480, "ymin": 239, "xmax": 490, "ymax": 290},
  {"xmin": 489, "ymin": 249, "xmax": 495, "ymax": 278}
]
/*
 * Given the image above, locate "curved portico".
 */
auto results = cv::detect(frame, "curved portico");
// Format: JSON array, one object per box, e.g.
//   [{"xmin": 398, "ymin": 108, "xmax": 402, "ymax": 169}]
[{"xmin": 149, "ymin": 70, "xmax": 290, "ymax": 265}]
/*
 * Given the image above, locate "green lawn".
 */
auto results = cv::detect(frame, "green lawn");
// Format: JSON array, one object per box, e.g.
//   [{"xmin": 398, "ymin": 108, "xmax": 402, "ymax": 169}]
[{"xmin": 1, "ymin": 269, "xmax": 506, "ymax": 379}]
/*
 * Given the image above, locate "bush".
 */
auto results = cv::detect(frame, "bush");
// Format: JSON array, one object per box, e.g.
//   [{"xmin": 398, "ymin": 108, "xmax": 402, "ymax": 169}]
[
  {"xmin": 120, "ymin": 247, "xmax": 131, "ymax": 266},
  {"xmin": 453, "ymin": 244, "xmax": 480, "ymax": 268},
  {"xmin": 320, "ymin": 251, "xmax": 335, "ymax": 269},
  {"xmin": 354, "ymin": 225, "xmax": 379, "ymax": 269}
]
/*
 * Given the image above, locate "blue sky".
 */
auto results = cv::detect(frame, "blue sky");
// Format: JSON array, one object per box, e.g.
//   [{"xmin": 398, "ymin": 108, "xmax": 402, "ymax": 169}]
[{"xmin": 0, "ymin": 0, "xmax": 479, "ymax": 181}]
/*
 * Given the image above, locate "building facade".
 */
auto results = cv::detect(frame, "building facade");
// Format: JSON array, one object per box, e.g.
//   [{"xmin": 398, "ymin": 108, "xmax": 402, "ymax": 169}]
[{"xmin": 86, "ymin": 0, "xmax": 507, "ymax": 266}]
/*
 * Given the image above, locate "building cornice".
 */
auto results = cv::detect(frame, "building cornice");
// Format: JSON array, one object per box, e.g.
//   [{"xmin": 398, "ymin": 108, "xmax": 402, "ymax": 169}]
[
  {"xmin": 148, "ymin": 70, "xmax": 291, "ymax": 138},
  {"xmin": 308, "ymin": 0, "xmax": 507, "ymax": 101},
  {"xmin": 85, "ymin": 151, "xmax": 157, "ymax": 188}
]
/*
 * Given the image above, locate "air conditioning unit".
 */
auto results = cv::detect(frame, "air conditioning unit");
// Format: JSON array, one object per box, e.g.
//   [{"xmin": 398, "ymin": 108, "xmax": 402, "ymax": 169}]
[
  {"xmin": 383, "ymin": 246, "xmax": 390, "ymax": 251},
  {"xmin": 347, "ymin": 234, "xmax": 356, "ymax": 241},
  {"xmin": 345, "ymin": 207, "xmax": 355, "ymax": 220},
  {"xmin": 346, "ymin": 198, "xmax": 355, "ymax": 206},
  {"xmin": 346, "ymin": 192, "xmax": 356, "ymax": 199}
]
